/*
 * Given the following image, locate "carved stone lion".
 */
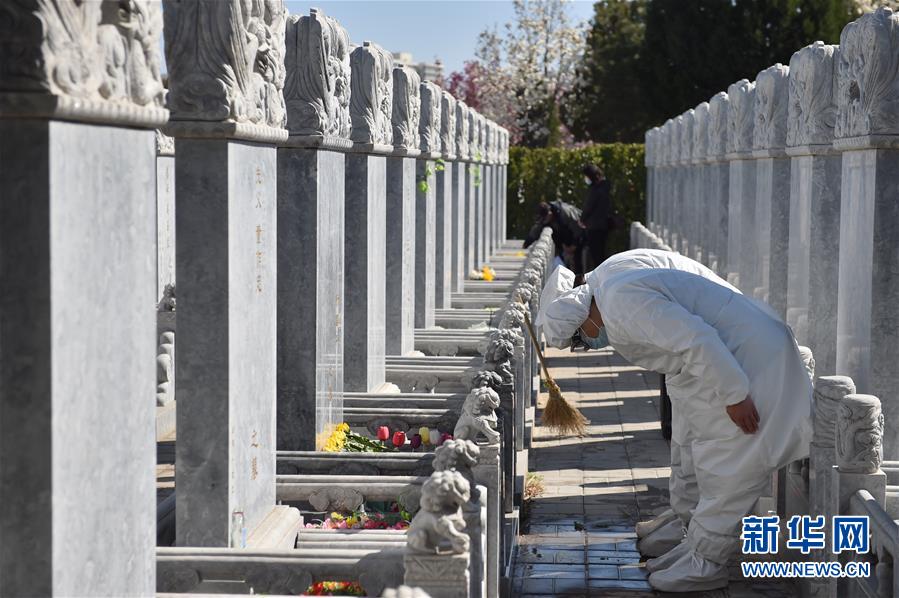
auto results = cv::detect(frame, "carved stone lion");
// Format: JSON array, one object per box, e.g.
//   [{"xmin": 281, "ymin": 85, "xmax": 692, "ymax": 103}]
[
  {"xmin": 407, "ymin": 470, "xmax": 471, "ymax": 555},
  {"xmin": 434, "ymin": 439, "xmax": 481, "ymax": 503},
  {"xmin": 454, "ymin": 387, "xmax": 500, "ymax": 445}
]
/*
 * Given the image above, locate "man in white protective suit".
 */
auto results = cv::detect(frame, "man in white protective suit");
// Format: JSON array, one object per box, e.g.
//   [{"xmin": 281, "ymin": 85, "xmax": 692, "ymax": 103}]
[{"xmin": 535, "ymin": 249, "xmax": 813, "ymax": 592}]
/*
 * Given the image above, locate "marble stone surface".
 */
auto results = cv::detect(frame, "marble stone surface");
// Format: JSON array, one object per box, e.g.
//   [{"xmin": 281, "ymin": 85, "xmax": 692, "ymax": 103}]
[
  {"xmin": 157, "ymin": 153, "xmax": 176, "ymax": 302},
  {"xmin": 386, "ymin": 156, "xmax": 417, "ymax": 354},
  {"xmin": 754, "ymin": 156, "xmax": 791, "ymax": 315},
  {"xmin": 0, "ymin": 121, "xmax": 157, "ymax": 595},
  {"xmin": 345, "ymin": 153, "xmax": 387, "ymax": 391},
  {"xmin": 836, "ymin": 148, "xmax": 899, "ymax": 458},
  {"xmin": 415, "ymin": 159, "xmax": 437, "ymax": 328},
  {"xmin": 452, "ymin": 161, "xmax": 467, "ymax": 293},
  {"xmin": 435, "ymin": 162, "xmax": 454, "ymax": 309},
  {"xmin": 475, "ymin": 165, "xmax": 486, "ymax": 267},
  {"xmin": 727, "ymin": 159, "xmax": 756, "ymax": 286},
  {"xmin": 277, "ymin": 148, "xmax": 345, "ymax": 450},
  {"xmin": 175, "ymin": 140, "xmax": 277, "ymax": 547},
  {"xmin": 465, "ymin": 162, "xmax": 477, "ymax": 274}
]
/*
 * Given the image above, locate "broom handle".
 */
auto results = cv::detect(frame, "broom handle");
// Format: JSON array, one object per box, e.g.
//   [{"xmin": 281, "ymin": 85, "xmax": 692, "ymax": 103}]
[{"xmin": 523, "ymin": 313, "xmax": 555, "ymax": 382}]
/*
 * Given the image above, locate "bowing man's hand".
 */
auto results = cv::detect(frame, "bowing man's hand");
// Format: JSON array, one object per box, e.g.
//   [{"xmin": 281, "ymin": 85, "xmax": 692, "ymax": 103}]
[{"xmin": 726, "ymin": 396, "xmax": 760, "ymax": 434}]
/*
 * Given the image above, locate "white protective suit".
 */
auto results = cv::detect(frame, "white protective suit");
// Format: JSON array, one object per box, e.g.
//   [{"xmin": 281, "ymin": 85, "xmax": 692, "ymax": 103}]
[{"xmin": 538, "ymin": 249, "xmax": 813, "ymax": 588}]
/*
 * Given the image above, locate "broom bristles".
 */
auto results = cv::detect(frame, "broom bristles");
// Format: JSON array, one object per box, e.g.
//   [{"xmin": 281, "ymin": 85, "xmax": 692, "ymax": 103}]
[{"xmin": 542, "ymin": 377, "xmax": 589, "ymax": 436}]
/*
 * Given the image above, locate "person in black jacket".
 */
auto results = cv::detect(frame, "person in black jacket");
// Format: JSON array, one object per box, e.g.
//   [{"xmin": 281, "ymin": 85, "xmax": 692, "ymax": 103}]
[
  {"xmin": 524, "ymin": 199, "xmax": 585, "ymax": 274},
  {"xmin": 579, "ymin": 163, "xmax": 613, "ymax": 270}
]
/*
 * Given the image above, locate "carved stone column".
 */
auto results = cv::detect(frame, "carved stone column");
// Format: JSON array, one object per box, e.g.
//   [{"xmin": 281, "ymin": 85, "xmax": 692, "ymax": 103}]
[
  {"xmin": 834, "ymin": 8, "xmax": 899, "ymax": 458},
  {"xmin": 785, "ymin": 42, "xmax": 841, "ymax": 368},
  {"xmin": 453, "ymin": 101, "xmax": 471, "ymax": 293},
  {"xmin": 645, "ymin": 128, "xmax": 656, "ymax": 229},
  {"xmin": 484, "ymin": 120, "xmax": 496, "ymax": 259},
  {"xmin": 753, "ymin": 63, "xmax": 791, "ymax": 316},
  {"xmin": 472, "ymin": 443, "xmax": 501, "ymax": 598},
  {"xmin": 344, "ymin": 40, "xmax": 393, "ymax": 391},
  {"xmin": 276, "ymin": 8, "xmax": 350, "ymax": 449},
  {"xmin": 468, "ymin": 110, "xmax": 482, "ymax": 272},
  {"xmin": 707, "ymin": 92, "xmax": 730, "ymax": 276},
  {"xmin": 475, "ymin": 113, "xmax": 488, "ymax": 266},
  {"xmin": 385, "ymin": 65, "xmax": 420, "ymax": 355},
  {"xmin": 164, "ymin": 0, "xmax": 292, "ymax": 547},
  {"xmin": 499, "ymin": 128, "xmax": 509, "ymax": 246},
  {"xmin": 725, "ymin": 79, "xmax": 757, "ymax": 290},
  {"xmin": 415, "ymin": 81, "xmax": 441, "ymax": 329},
  {"xmin": 670, "ymin": 114, "xmax": 685, "ymax": 253},
  {"xmin": 691, "ymin": 102, "xmax": 709, "ymax": 265},
  {"xmin": 657, "ymin": 120, "xmax": 673, "ymax": 245},
  {"xmin": 436, "ymin": 91, "xmax": 457, "ymax": 309},
  {"xmin": 0, "ymin": 1, "xmax": 166, "ymax": 593}
]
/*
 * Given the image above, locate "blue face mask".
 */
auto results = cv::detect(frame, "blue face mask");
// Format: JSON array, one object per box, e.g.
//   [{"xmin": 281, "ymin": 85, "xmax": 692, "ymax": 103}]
[{"xmin": 580, "ymin": 317, "xmax": 610, "ymax": 350}]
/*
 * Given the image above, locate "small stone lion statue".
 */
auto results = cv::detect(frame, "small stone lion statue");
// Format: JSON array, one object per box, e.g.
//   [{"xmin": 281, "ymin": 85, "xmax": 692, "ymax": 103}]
[
  {"xmin": 454, "ymin": 386, "xmax": 500, "ymax": 445},
  {"xmin": 434, "ymin": 439, "xmax": 481, "ymax": 503},
  {"xmin": 407, "ymin": 470, "xmax": 471, "ymax": 555}
]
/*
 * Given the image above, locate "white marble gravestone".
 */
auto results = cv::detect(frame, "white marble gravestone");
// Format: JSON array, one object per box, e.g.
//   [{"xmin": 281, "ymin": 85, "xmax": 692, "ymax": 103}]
[
  {"xmin": 415, "ymin": 82, "xmax": 442, "ymax": 329},
  {"xmin": 435, "ymin": 91, "xmax": 457, "ymax": 309},
  {"xmin": 157, "ymin": 131, "xmax": 177, "ymax": 302},
  {"xmin": 0, "ymin": 2, "xmax": 166, "ymax": 592},
  {"xmin": 753, "ymin": 63, "xmax": 791, "ymax": 316},
  {"xmin": 454, "ymin": 101, "xmax": 472, "ymax": 292},
  {"xmin": 707, "ymin": 93, "xmax": 730, "ymax": 276},
  {"xmin": 834, "ymin": 8, "xmax": 899, "ymax": 458},
  {"xmin": 692, "ymin": 103, "xmax": 709, "ymax": 265},
  {"xmin": 386, "ymin": 66, "xmax": 421, "ymax": 354},
  {"xmin": 726, "ymin": 79, "xmax": 757, "ymax": 290},
  {"xmin": 785, "ymin": 41, "xmax": 841, "ymax": 376},
  {"xmin": 165, "ymin": 0, "xmax": 287, "ymax": 545},
  {"xmin": 277, "ymin": 9, "xmax": 349, "ymax": 449},
  {"xmin": 345, "ymin": 41, "xmax": 393, "ymax": 391}
]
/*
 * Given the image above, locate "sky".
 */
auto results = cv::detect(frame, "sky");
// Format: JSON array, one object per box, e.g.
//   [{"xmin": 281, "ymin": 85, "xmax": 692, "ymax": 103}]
[
  {"xmin": 284, "ymin": 1, "xmax": 596, "ymax": 75},
  {"xmin": 160, "ymin": 1, "xmax": 596, "ymax": 77}
]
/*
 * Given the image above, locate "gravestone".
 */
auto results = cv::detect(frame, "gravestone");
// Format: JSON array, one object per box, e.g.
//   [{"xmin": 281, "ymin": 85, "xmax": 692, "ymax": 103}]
[
  {"xmin": 678, "ymin": 110, "xmax": 695, "ymax": 259},
  {"xmin": 692, "ymin": 103, "xmax": 709, "ymax": 265},
  {"xmin": 415, "ymin": 82, "xmax": 441, "ymax": 329},
  {"xmin": 834, "ymin": 8, "xmax": 899, "ymax": 458},
  {"xmin": 165, "ymin": 0, "xmax": 287, "ymax": 546},
  {"xmin": 726, "ymin": 79, "xmax": 757, "ymax": 290},
  {"xmin": 344, "ymin": 41, "xmax": 393, "ymax": 391},
  {"xmin": 707, "ymin": 93, "xmax": 730, "ymax": 276},
  {"xmin": 435, "ymin": 91, "xmax": 457, "ymax": 309},
  {"xmin": 386, "ymin": 66, "xmax": 420, "ymax": 354},
  {"xmin": 785, "ymin": 41, "xmax": 841, "ymax": 375},
  {"xmin": 753, "ymin": 64, "xmax": 791, "ymax": 316},
  {"xmin": 277, "ymin": 8, "xmax": 350, "ymax": 449},
  {"xmin": 157, "ymin": 131, "xmax": 177, "ymax": 302},
  {"xmin": 453, "ymin": 101, "xmax": 471, "ymax": 292},
  {"xmin": 0, "ymin": 2, "xmax": 166, "ymax": 593}
]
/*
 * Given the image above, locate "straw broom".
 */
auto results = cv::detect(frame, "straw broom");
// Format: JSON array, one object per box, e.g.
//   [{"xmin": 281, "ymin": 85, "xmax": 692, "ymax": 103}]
[{"xmin": 523, "ymin": 312, "xmax": 589, "ymax": 436}]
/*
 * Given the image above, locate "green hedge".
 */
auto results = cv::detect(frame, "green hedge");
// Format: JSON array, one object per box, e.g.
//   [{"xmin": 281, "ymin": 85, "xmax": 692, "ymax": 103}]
[{"xmin": 507, "ymin": 144, "xmax": 646, "ymax": 255}]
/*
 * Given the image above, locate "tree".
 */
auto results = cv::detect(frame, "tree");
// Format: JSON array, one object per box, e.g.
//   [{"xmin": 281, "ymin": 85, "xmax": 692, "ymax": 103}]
[{"xmin": 445, "ymin": 0, "xmax": 587, "ymax": 147}]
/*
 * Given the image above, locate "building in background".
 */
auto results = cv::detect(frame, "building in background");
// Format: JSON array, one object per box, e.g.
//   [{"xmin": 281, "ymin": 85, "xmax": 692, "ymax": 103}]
[{"xmin": 392, "ymin": 51, "xmax": 444, "ymax": 83}]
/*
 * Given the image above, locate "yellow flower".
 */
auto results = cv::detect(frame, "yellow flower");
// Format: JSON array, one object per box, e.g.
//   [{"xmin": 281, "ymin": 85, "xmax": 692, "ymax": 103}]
[{"xmin": 482, "ymin": 266, "xmax": 495, "ymax": 282}]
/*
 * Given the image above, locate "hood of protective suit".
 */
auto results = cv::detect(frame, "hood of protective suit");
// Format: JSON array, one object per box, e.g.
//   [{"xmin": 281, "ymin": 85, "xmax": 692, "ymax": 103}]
[{"xmin": 535, "ymin": 265, "xmax": 592, "ymax": 348}]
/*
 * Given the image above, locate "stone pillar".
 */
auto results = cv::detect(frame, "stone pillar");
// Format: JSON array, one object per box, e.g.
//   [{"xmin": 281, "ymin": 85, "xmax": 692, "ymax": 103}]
[
  {"xmin": 835, "ymin": 8, "xmax": 899, "ymax": 458},
  {"xmin": 385, "ymin": 65, "xmax": 420, "ymax": 355},
  {"xmin": 156, "ymin": 132, "xmax": 177, "ymax": 412},
  {"xmin": 416, "ymin": 81, "xmax": 441, "ymax": 329},
  {"xmin": 0, "ymin": 2, "xmax": 166, "ymax": 593},
  {"xmin": 276, "ymin": 9, "xmax": 350, "ymax": 450},
  {"xmin": 752, "ymin": 64, "xmax": 791, "ymax": 316},
  {"xmin": 453, "ymin": 101, "xmax": 471, "ymax": 293},
  {"xmin": 500, "ymin": 129, "xmax": 509, "ymax": 244},
  {"xmin": 725, "ymin": 79, "xmax": 757, "ymax": 290},
  {"xmin": 707, "ymin": 92, "xmax": 730, "ymax": 276},
  {"xmin": 785, "ymin": 42, "xmax": 841, "ymax": 371},
  {"xmin": 466, "ymin": 109, "xmax": 479, "ymax": 274},
  {"xmin": 473, "ymin": 443, "xmax": 502, "ymax": 598},
  {"xmin": 165, "ymin": 0, "xmax": 287, "ymax": 546},
  {"xmin": 476, "ymin": 114, "xmax": 488, "ymax": 266},
  {"xmin": 344, "ymin": 41, "xmax": 393, "ymax": 391},
  {"xmin": 436, "ymin": 91, "xmax": 457, "ymax": 309},
  {"xmin": 676, "ymin": 112, "xmax": 693, "ymax": 256},
  {"xmin": 807, "ymin": 376, "xmax": 855, "ymax": 598},
  {"xmin": 645, "ymin": 128, "xmax": 656, "ymax": 228},
  {"xmin": 692, "ymin": 103, "xmax": 709, "ymax": 265},
  {"xmin": 658, "ymin": 120, "xmax": 673, "ymax": 245}
]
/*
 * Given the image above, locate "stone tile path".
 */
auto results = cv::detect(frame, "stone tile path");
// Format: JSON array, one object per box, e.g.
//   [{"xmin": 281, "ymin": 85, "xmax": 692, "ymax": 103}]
[{"xmin": 513, "ymin": 346, "xmax": 798, "ymax": 597}]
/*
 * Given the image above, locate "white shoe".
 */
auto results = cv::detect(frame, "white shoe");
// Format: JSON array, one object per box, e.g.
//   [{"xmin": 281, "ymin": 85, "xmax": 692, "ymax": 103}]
[
  {"xmin": 644, "ymin": 540, "xmax": 689, "ymax": 573},
  {"xmin": 635, "ymin": 508, "xmax": 678, "ymax": 538},
  {"xmin": 648, "ymin": 548, "xmax": 729, "ymax": 592},
  {"xmin": 637, "ymin": 518, "xmax": 685, "ymax": 557}
]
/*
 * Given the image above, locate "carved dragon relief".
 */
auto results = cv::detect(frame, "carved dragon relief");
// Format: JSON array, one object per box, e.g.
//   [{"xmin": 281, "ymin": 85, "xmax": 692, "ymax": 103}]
[
  {"xmin": 441, "ymin": 91, "xmax": 457, "ymax": 158},
  {"xmin": 836, "ymin": 394, "xmax": 884, "ymax": 474},
  {"xmin": 726, "ymin": 79, "xmax": 756, "ymax": 154},
  {"xmin": 0, "ymin": 0, "xmax": 167, "ymax": 125},
  {"xmin": 787, "ymin": 42, "xmax": 838, "ymax": 147},
  {"xmin": 753, "ymin": 63, "xmax": 790, "ymax": 151},
  {"xmin": 836, "ymin": 7, "xmax": 899, "ymax": 140},
  {"xmin": 455, "ymin": 100, "xmax": 470, "ymax": 160},
  {"xmin": 391, "ymin": 65, "xmax": 421, "ymax": 153},
  {"xmin": 283, "ymin": 8, "xmax": 351, "ymax": 144},
  {"xmin": 349, "ymin": 40, "xmax": 393, "ymax": 149},
  {"xmin": 692, "ymin": 102, "xmax": 709, "ymax": 161},
  {"xmin": 419, "ymin": 81, "xmax": 442, "ymax": 155},
  {"xmin": 164, "ymin": 0, "xmax": 287, "ymax": 135},
  {"xmin": 707, "ymin": 92, "xmax": 729, "ymax": 159}
]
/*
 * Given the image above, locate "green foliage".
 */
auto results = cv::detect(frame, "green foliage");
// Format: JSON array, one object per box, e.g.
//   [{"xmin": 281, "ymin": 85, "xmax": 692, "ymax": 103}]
[
  {"xmin": 568, "ymin": 0, "xmax": 863, "ymax": 142},
  {"xmin": 507, "ymin": 143, "xmax": 645, "ymax": 255}
]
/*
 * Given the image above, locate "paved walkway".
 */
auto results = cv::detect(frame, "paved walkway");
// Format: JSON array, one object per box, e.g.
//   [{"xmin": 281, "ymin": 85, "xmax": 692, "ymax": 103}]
[{"xmin": 513, "ymin": 346, "xmax": 797, "ymax": 597}]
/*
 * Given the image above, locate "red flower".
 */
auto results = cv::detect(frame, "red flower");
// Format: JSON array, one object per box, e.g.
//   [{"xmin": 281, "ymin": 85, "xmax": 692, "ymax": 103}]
[
  {"xmin": 392, "ymin": 430, "xmax": 406, "ymax": 448},
  {"xmin": 377, "ymin": 426, "xmax": 390, "ymax": 441}
]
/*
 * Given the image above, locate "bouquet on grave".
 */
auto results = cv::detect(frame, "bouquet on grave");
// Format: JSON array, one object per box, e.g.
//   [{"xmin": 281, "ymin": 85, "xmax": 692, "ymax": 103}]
[
  {"xmin": 322, "ymin": 423, "xmax": 393, "ymax": 453},
  {"xmin": 304, "ymin": 503, "xmax": 412, "ymax": 530},
  {"xmin": 305, "ymin": 580, "xmax": 365, "ymax": 596},
  {"xmin": 469, "ymin": 265, "xmax": 496, "ymax": 281}
]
